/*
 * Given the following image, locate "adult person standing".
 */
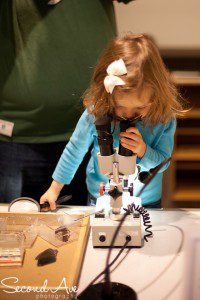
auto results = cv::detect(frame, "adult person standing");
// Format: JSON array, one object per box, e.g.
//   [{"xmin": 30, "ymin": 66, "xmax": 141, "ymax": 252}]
[{"xmin": 0, "ymin": 0, "xmax": 133, "ymax": 204}]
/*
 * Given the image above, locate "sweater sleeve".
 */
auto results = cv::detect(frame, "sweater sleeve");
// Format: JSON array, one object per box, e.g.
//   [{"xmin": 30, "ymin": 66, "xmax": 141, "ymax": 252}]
[
  {"xmin": 138, "ymin": 118, "xmax": 176, "ymax": 172},
  {"xmin": 52, "ymin": 109, "xmax": 94, "ymax": 184}
]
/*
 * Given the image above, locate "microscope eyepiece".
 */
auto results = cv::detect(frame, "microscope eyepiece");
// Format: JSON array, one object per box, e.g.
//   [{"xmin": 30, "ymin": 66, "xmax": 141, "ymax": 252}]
[
  {"xmin": 95, "ymin": 116, "xmax": 114, "ymax": 156},
  {"xmin": 118, "ymin": 119, "xmax": 135, "ymax": 157}
]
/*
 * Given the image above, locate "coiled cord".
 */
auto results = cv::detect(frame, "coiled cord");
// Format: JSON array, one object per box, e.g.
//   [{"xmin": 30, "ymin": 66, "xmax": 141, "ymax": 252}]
[{"xmin": 125, "ymin": 203, "xmax": 153, "ymax": 242}]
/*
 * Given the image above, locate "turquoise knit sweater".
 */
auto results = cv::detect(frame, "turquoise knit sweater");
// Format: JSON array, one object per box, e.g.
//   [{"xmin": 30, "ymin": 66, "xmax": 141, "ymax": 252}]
[{"xmin": 53, "ymin": 109, "xmax": 176, "ymax": 205}]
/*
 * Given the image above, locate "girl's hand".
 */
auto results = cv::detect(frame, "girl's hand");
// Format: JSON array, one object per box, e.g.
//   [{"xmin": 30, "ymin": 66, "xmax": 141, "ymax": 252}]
[
  {"xmin": 40, "ymin": 188, "xmax": 58, "ymax": 211},
  {"xmin": 40, "ymin": 180, "xmax": 64, "ymax": 211},
  {"xmin": 119, "ymin": 127, "xmax": 146, "ymax": 158}
]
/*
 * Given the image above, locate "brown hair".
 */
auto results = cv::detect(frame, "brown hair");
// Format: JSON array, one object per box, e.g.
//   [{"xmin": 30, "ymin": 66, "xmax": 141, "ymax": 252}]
[{"xmin": 83, "ymin": 33, "xmax": 187, "ymax": 125}]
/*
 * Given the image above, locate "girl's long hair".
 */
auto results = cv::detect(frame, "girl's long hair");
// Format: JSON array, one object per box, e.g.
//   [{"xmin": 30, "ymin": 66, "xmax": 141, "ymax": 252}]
[{"xmin": 83, "ymin": 33, "xmax": 187, "ymax": 125}]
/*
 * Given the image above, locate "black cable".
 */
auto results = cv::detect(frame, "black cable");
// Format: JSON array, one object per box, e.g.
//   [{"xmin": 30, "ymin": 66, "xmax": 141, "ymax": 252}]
[
  {"xmin": 124, "ymin": 203, "xmax": 153, "ymax": 242},
  {"xmin": 77, "ymin": 239, "xmax": 130, "ymax": 299},
  {"xmin": 87, "ymin": 239, "xmax": 130, "ymax": 287},
  {"xmin": 78, "ymin": 223, "xmax": 183, "ymax": 299}
]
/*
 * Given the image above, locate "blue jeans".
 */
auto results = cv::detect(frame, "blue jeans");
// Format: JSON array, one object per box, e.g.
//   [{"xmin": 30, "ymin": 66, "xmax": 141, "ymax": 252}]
[
  {"xmin": 87, "ymin": 193, "xmax": 97, "ymax": 206},
  {"xmin": 143, "ymin": 199, "xmax": 161, "ymax": 209},
  {"xmin": 0, "ymin": 141, "xmax": 89, "ymax": 204}
]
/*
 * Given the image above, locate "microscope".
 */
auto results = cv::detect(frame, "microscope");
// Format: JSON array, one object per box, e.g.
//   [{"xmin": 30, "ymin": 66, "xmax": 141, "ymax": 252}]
[{"xmin": 91, "ymin": 116, "xmax": 142, "ymax": 247}]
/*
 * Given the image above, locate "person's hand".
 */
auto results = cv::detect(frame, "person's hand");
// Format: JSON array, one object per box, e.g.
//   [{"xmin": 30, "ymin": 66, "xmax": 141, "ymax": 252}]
[
  {"xmin": 40, "ymin": 180, "xmax": 64, "ymax": 211},
  {"xmin": 40, "ymin": 188, "xmax": 58, "ymax": 211},
  {"xmin": 119, "ymin": 127, "xmax": 146, "ymax": 158}
]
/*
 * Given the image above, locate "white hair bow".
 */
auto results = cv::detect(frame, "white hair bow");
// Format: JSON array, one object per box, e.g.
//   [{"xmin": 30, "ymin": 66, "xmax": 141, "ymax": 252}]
[
  {"xmin": 104, "ymin": 59, "xmax": 127, "ymax": 94},
  {"xmin": 48, "ymin": 0, "xmax": 62, "ymax": 5}
]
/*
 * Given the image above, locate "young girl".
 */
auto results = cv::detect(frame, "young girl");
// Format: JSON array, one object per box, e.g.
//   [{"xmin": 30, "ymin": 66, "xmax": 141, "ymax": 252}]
[{"xmin": 40, "ymin": 34, "xmax": 185, "ymax": 210}]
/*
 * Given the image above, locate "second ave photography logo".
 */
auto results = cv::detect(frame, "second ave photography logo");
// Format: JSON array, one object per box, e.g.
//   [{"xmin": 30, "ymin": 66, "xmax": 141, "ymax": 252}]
[{"xmin": 0, "ymin": 276, "xmax": 78, "ymax": 299}]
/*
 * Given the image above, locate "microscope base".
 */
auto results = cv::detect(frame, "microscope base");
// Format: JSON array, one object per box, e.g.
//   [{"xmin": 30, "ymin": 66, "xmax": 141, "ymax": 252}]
[{"xmin": 91, "ymin": 213, "xmax": 142, "ymax": 247}]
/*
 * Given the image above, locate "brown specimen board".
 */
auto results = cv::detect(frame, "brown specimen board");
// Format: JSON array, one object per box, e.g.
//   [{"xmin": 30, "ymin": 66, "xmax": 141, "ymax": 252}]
[{"xmin": 0, "ymin": 211, "xmax": 90, "ymax": 300}]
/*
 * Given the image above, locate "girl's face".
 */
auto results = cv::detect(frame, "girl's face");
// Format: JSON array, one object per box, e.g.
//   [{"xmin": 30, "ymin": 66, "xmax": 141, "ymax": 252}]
[{"xmin": 114, "ymin": 87, "xmax": 152, "ymax": 121}]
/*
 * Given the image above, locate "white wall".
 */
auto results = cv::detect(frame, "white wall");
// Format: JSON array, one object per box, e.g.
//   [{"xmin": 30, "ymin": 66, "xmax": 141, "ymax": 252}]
[{"xmin": 114, "ymin": 0, "xmax": 200, "ymax": 49}]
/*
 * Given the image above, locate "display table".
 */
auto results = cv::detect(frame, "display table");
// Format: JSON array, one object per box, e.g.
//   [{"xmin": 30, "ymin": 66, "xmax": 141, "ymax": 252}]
[{"xmin": 0, "ymin": 205, "xmax": 200, "ymax": 300}]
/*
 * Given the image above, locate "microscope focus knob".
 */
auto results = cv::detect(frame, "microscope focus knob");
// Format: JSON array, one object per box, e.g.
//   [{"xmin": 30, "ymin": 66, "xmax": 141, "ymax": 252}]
[
  {"xmin": 99, "ymin": 182, "xmax": 105, "ymax": 196},
  {"xmin": 99, "ymin": 234, "xmax": 106, "ymax": 242}
]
